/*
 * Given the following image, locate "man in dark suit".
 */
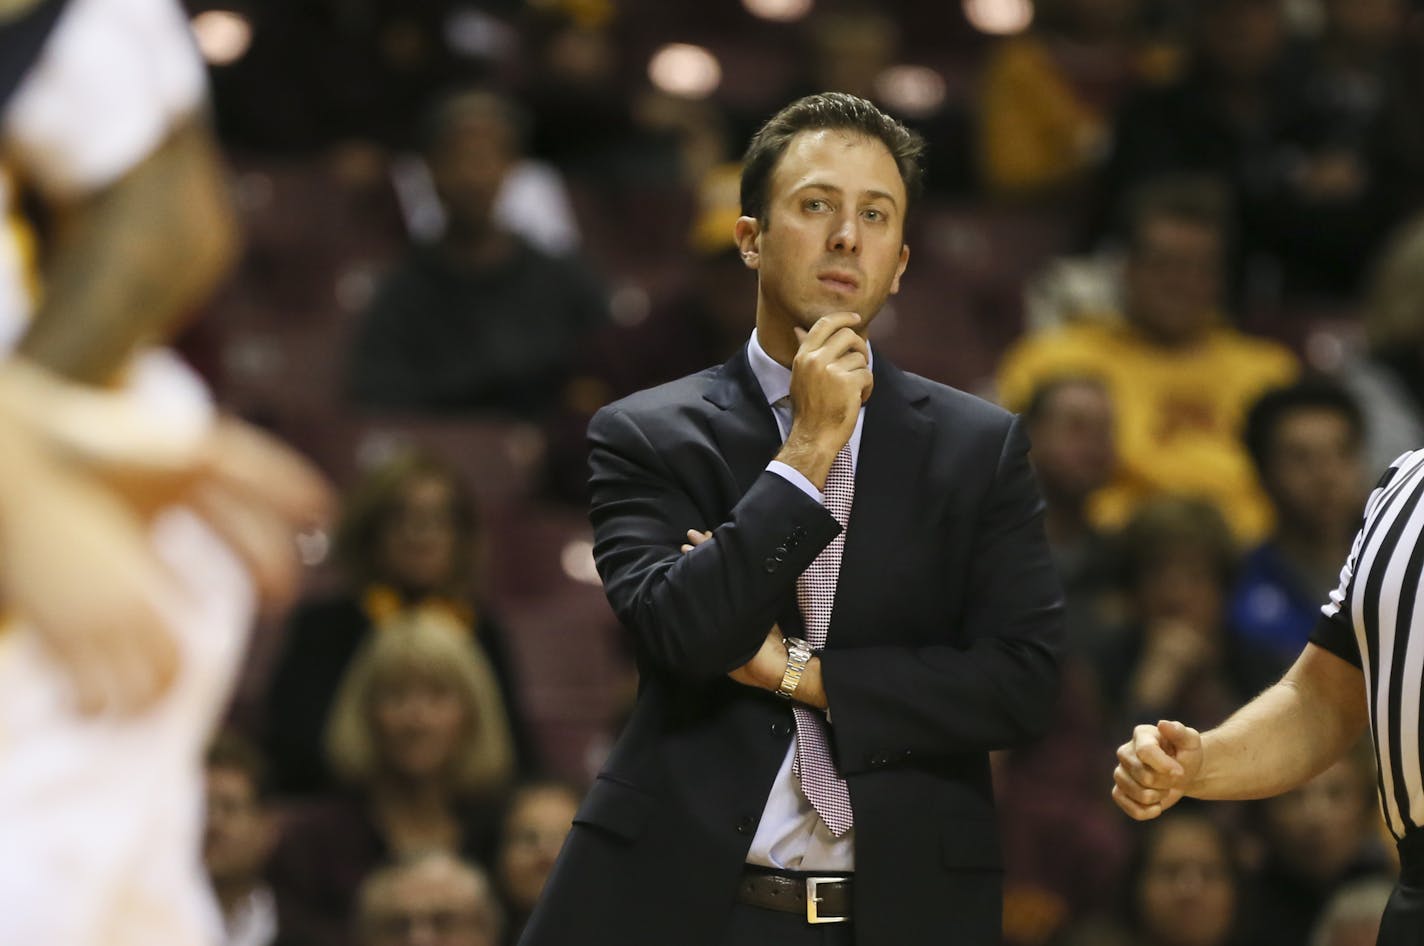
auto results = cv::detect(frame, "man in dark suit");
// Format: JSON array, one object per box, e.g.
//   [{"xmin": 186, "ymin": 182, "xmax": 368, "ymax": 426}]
[{"xmin": 520, "ymin": 92, "xmax": 1064, "ymax": 946}]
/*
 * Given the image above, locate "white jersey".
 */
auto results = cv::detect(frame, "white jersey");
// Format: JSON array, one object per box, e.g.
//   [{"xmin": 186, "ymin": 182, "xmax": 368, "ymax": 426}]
[{"xmin": 0, "ymin": 3, "xmax": 250, "ymax": 944}]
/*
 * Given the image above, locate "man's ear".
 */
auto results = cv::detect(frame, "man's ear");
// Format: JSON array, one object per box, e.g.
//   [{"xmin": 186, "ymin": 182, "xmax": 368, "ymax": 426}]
[
  {"xmin": 889, "ymin": 243, "xmax": 910, "ymax": 295},
  {"xmin": 734, "ymin": 216, "xmax": 762, "ymax": 270}
]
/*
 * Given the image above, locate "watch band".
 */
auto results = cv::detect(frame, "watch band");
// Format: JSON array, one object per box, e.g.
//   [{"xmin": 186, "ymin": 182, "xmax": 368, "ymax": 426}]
[{"xmin": 776, "ymin": 636, "xmax": 813, "ymax": 700}]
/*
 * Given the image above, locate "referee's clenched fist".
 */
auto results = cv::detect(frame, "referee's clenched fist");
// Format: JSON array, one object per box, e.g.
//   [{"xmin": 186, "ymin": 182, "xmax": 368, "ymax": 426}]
[{"xmin": 1112, "ymin": 720, "xmax": 1202, "ymax": 821}]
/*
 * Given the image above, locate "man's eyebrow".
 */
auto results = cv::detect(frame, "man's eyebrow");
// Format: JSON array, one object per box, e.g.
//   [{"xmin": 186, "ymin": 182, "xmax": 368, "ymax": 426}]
[{"xmin": 793, "ymin": 181, "xmax": 900, "ymax": 209}]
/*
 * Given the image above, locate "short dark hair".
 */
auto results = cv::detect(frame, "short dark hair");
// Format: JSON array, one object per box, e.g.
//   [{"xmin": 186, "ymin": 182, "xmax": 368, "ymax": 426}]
[
  {"xmin": 1022, "ymin": 374, "xmax": 1110, "ymax": 427},
  {"xmin": 739, "ymin": 92, "xmax": 926, "ymax": 225},
  {"xmin": 1243, "ymin": 377, "xmax": 1365, "ymax": 476},
  {"xmin": 418, "ymin": 87, "xmax": 529, "ymax": 158},
  {"xmin": 1124, "ymin": 174, "xmax": 1231, "ymax": 253},
  {"xmin": 1118, "ymin": 495, "xmax": 1239, "ymax": 591}
]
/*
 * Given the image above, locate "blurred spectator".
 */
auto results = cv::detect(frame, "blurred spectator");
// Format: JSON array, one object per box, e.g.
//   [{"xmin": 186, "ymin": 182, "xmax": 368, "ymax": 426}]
[
  {"xmin": 1242, "ymin": 742, "xmax": 1393, "ymax": 946},
  {"xmin": 1338, "ymin": 213, "xmax": 1424, "ymax": 477},
  {"xmin": 493, "ymin": 781, "xmax": 580, "ymax": 945},
  {"xmin": 1309, "ymin": 876, "xmax": 1395, "ymax": 946},
  {"xmin": 1057, "ymin": 808, "xmax": 1243, "ymax": 946},
  {"xmin": 976, "ymin": 0, "xmax": 1154, "ymax": 202},
  {"xmin": 1097, "ymin": 0, "xmax": 1416, "ymax": 305},
  {"xmin": 1093, "ymin": 497, "xmax": 1279, "ymax": 731},
  {"xmin": 356, "ymin": 852, "xmax": 503, "ymax": 946},
  {"xmin": 1022, "ymin": 375, "xmax": 1121, "ymax": 650},
  {"xmin": 347, "ymin": 89, "xmax": 608, "ymax": 417},
  {"xmin": 270, "ymin": 612, "xmax": 514, "ymax": 946},
  {"xmin": 205, "ymin": 732, "xmax": 283, "ymax": 946},
  {"xmin": 263, "ymin": 450, "xmax": 534, "ymax": 796},
  {"xmin": 998, "ymin": 176, "xmax": 1298, "ymax": 542},
  {"xmin": 1230, "ymin": 379, "xmax": 1367, "ymax": 668},
  {"xmin": 582, "ymin": 163, "xmax": 753, "ymax": 399}
]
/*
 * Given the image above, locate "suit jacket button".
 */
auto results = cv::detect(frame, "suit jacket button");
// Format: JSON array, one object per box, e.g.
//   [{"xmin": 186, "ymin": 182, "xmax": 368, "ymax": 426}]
[
  {"xmin": 771, "ymin": 721, "xmax": 791, "ymax": 737},
  {"xmin": 738, "ymin": 815, "xmax": 758, "ymax": 835},
  {"xmin": 764, "ymin": 557, "xmax": 778, "ymax": 573},
  {"xmin": 773, "ymin": 546, "xmax": 787, "ymax": 558}
]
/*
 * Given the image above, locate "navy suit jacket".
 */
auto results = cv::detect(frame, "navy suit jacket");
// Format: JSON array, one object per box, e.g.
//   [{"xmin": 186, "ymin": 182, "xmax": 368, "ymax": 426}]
[{"xmin": 520, "ymin": 348, "xmax": 1064, "ymax": 946}]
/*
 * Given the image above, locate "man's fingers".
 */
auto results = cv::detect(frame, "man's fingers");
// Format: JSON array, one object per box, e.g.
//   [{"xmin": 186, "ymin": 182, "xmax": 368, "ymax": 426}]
[
  {"xmin": 1158, "ymin": 719, "xmax": 1200, "ymax": 752},
  {"xmin": 1136, "ymin": 733, "xmax": 1186, "ymax": 779},
  {"xmin": 204, "ymin": 419, "xmax": 332, "ymax": 527},
  {"xmin": 1111, "ymin": 783, "xmax": 1163, "ymax": 821},
  {"xmin": 798, "ymin": 313, "xmax": 861, "ymax": 352},
  {"xmin": 1116, "ymin": 741, "xmax": 1176, "ymax": 790},
  {"xmin": 1113, "ymin": 765, "xmax": 1163, "ymax": 805}
]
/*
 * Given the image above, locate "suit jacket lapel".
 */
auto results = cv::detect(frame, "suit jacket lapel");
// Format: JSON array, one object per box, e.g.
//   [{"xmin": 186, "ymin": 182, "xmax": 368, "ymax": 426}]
[
  {"xmin": 828, "ymin": 356, "xmax": 933, "ymax": 647},
  {"xmin": 704, "ymin": 346, "xmax": 783, "ymax": 499}
]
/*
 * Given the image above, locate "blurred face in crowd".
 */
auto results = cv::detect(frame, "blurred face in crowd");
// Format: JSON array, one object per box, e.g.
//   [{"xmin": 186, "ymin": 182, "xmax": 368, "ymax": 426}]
[
  {"xmin": 427, "ymin": 101, "xmax": 516, "ymax": 238},
  {"xmin": 1261, "ymin": 407, "xmax": 1365, "ymax": 541},
  {"xmin": 1136, "ymin": 817, "xmax": 1237, "ymax": 946},
  {"xmin": 498, "ymin": 786, "xmax": 580, "ymax": 912},
  {"xmin": 203, "ymin": 765, "xmax": 274, "ymax": 890},
  {"xmin": 1125, "ymin": 216, "xmax": 1224, "ymax": 347},
  {"xmin": 372, "ymin": 672, "xmax": 467, "ymax": 783},
  {"xmin": 363, "ymin": 858, "xmax": 500, "ymax": 946},
  {"xmin": 1136, "ymin": 548, "xmax": 1225, "ymax": 637},
  {"xmin": 1263, "ymin": 757, "xmax": 1374, "ymax": 887},
  {"xmin": 379, "ymin": 475, "xmax": 458, "ymax": 596},
  {"xmin": 1199, "ymin": 0, "xmax": 1285, "ymax": 82},
  {"xmin": 738, "ymin": 130, "xmax": 910, "ymax": 343},
  {"xmin": 1026, "ymin": 379, "xmax": 1116, "ymax": 508},
  {"xmin": 1325, "ymin": 0, "xmax": 1404, "ymax": 55},
  {"xmin": 1061, "ymin": 0, "xmax": 1139, "ymax": 35}
]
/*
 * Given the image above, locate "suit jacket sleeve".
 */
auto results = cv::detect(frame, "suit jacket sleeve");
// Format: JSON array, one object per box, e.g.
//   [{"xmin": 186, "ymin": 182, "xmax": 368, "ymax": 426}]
[
  {"xmin": 588, "ymin": 404, "xmax": 842, "ymax": 682},
  {"xmin": 819, "ymin": 417, "xmax": 1064, "ymax": 773}
]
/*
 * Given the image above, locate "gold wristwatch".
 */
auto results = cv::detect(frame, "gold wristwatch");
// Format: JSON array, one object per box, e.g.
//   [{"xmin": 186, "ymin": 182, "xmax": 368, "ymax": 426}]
[{"xmin": 776, "ymin": 636, "xmax": 813, "ymax": 700}]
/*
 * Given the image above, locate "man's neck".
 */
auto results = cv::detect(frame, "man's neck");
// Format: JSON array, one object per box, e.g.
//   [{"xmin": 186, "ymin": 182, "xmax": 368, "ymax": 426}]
[
  {"xmin": 1273, "ymin": 523, "xmax": 1353, "ymax": 587},
  {"xmin": 755, "ymin": 318, "xmax": 798, "ymax": 369},
  {"xmin": 1042, "ymin": 499, "xmax": 1093, "ymax": 550}
]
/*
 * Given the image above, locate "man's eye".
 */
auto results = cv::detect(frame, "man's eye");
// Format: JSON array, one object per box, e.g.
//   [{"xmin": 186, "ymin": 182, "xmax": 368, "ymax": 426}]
[
  {"xmin": 863, "ymin": 208, "xmax": 884, "ymax": 222},
  {"xmin": 805, "ymin": 199, "xmax": 828, "ymax": 212}
]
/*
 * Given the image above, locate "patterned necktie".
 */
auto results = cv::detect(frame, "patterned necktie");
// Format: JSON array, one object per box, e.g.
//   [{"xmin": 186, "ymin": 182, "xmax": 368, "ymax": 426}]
[{"xmin": 793, "ymin": 443, "xmax": 855, "ymax": 836}]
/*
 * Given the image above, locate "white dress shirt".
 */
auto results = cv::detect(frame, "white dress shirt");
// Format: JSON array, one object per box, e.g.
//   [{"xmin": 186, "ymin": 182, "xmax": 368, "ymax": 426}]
[{"xmin": 742, "ymin": 329, "xmax": 865, "ymax": 871}]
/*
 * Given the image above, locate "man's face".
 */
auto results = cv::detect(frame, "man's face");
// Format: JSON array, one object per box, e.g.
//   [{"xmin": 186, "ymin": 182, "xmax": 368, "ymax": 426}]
[
  {"xmin": 1027, "ymin": 380, "xmax": 1116, "ymax": 506},
  {"xmin": 1264, "ymin": 758, "xmax": 1372, "ymax": 886},
  {"xmin": 740, "ymin": 130, "xmax": 910, "ymax": 337},
  {"xmin": 1125, "ymin": 218, "xmax": 1223, "ymax": 346},
  {"xmin": 1263, "ymin": 408, "xmax": 1365, "ymax": 540},
  {"xmin": 1201, "ymin": 0, "xmax": 1285, "ymax": 81},
  {"xmin": 498, "ymin": 788, "xmax": 579, "ymax": 912},
  {"xmin": 366, "ymin": 865, "xmax": 499, "ymax": 946},
  {"xmin": 428, "ymin": 114, "xmax": 514, "ymax": 236},
  {"xmin": 203, "ymin": 766, "xmax": 273, "ymax": 886}
]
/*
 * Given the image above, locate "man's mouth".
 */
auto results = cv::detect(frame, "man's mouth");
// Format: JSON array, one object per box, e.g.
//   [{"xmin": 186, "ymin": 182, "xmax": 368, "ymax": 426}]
[{"xmin": 818, "ymin": 272, "xmax": 860, "ymax": 293}]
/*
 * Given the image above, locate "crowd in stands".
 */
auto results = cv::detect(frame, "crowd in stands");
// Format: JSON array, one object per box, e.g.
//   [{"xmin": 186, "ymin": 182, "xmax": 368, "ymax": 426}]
[{"xmin": 176, "ymin": 0, "xmax": 1424, "ymax": 943}]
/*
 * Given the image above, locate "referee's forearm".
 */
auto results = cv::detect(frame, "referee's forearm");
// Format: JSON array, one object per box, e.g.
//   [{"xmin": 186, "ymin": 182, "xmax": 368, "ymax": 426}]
[{"xmin": 1191, "ymin": 644, "xmax": 1369, "ymax": 801}]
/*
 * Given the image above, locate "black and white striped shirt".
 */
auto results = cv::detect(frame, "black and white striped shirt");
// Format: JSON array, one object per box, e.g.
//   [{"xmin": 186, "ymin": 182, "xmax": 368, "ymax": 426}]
[{"xmin": 1312, "ymin": 449, "xmax": 1424, "ymax": 839}]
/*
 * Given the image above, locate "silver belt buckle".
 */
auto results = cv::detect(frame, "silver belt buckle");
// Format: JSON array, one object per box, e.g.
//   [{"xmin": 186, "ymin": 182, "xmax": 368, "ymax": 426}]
[{"xmin": 805, "ymin": 876, "xmax": 849, "ymax": 924}]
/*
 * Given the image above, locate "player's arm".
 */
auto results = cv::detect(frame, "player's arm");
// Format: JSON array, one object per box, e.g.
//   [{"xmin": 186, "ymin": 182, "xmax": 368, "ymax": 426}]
[
  {"xmin": 1113, "ymin": 642, "xmax": 1368, "ymax": 819},
  {"xmin": 16, "ymin": 115, "xmax": 238, "ymax": 382}
]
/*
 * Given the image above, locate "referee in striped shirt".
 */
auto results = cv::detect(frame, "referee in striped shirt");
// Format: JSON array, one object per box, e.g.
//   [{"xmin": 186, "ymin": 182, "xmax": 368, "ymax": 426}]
[{"xmin": 1114, "ymin": 448, "xmax": 1424, "ymax": 941}]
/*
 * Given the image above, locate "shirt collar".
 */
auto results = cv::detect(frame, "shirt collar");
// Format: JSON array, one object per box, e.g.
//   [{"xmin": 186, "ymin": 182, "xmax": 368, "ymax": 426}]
[{"xmin": 745, "ymin": 328, "xmax": 873, "ymax": 407}]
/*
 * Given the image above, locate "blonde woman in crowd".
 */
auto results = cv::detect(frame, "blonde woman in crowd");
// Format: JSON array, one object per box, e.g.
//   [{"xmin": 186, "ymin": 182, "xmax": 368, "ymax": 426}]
[{"xmin": 268, "ymin": 611, "xmax": 515, "ymax": 946}]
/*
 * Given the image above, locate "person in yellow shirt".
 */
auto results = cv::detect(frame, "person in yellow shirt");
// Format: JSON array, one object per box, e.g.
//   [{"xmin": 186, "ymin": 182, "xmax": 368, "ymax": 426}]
[{"xmin": 998, "ymin": 175, "xmax": 1298, "ymax": 541}]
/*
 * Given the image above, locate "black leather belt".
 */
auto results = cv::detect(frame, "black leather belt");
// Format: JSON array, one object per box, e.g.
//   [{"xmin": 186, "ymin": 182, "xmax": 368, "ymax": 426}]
[{"xmin": 738, "ymin": 869, "xmax": 853, "ymax": 924}]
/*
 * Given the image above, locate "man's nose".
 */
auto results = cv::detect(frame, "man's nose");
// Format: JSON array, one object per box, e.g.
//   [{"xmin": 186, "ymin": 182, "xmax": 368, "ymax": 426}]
[{"xmin": 828, "ymin": 213, "xmax": 860, "ymax": 254}]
